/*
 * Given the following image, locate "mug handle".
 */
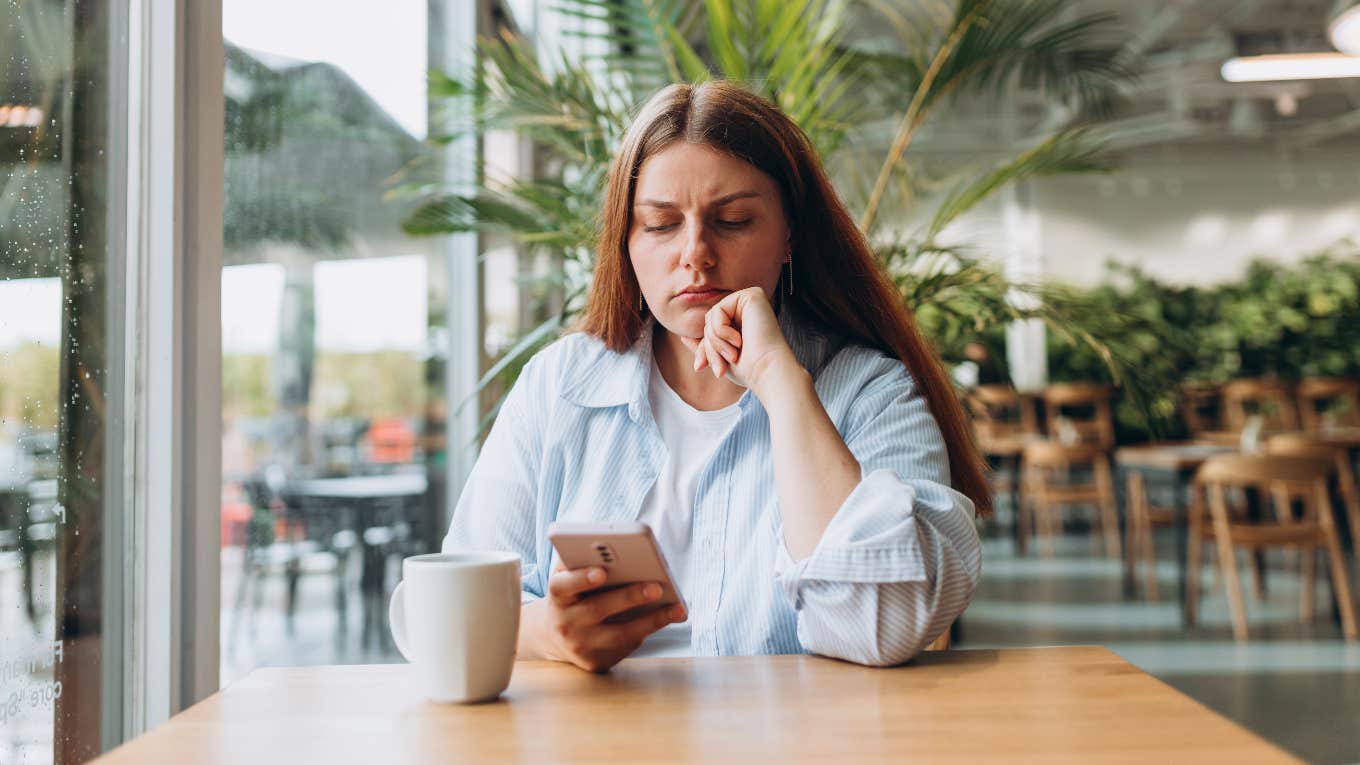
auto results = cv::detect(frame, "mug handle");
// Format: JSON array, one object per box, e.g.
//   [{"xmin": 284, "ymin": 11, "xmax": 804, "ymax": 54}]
[{"xmin": 389, "ymin": 580, "xmax": 413, "ymax": 662}]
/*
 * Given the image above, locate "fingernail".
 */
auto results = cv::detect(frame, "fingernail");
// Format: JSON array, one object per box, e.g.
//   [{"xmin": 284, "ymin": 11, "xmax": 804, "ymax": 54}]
[
  {"xmin": 671, "ymin": 606, "xmax": 686, "ymax": 621},
  {"xmin": 643, "ymin": 583, "xmax": 661, "ymax": 599},
  {"xmin": 588, "ymin": 568, "xmax": 605, "ymax": 584}
]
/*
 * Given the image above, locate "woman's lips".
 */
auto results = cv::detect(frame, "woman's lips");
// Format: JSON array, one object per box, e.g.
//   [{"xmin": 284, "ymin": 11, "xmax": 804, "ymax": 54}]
[{"xmin": 675, "ymin": 288, "xmax": 728, "ymax": 303}]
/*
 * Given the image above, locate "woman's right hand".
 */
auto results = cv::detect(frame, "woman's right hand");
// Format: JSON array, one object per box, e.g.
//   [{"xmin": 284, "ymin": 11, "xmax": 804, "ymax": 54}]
[{"xmin": 518, "ymin": 563, "xmax": 687, "ymax": 673}]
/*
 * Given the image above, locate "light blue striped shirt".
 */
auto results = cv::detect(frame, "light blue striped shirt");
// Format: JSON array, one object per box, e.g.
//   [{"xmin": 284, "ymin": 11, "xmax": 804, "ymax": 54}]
[{"xmin": 443, "ymin": 307, "xmax": 982, "ymax": 666}]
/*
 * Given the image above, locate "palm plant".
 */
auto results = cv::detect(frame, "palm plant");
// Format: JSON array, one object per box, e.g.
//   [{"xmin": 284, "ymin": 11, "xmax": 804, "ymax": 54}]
[{"xmin": 403, "ymin": 0, "xmax": 1169, "ymax": 429}]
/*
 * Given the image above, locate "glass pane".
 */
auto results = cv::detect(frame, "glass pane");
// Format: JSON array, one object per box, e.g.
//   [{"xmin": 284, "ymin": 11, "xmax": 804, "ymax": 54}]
[
  {"xmin": 2, "ymin": 0, "xmax": 117, "ymax": 762},
  {"xmin": 220, "ymin": 0, "xmax": 464, "ymax": 683}
]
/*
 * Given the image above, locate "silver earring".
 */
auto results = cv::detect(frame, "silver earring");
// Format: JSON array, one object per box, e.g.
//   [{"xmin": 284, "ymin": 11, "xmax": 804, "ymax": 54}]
[{"xmin": 785, "ymin": 257, "xmax": 793, "ymax": 296}]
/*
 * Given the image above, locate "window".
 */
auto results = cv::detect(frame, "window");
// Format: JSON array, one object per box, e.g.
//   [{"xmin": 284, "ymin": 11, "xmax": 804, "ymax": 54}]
[
  {"xmin": 2, "ymin": 0, "xmax": 123, "ymax": 761},
  {"xmin": 219, "ymin": 0, "xmax": 476, "ymax": 683}
]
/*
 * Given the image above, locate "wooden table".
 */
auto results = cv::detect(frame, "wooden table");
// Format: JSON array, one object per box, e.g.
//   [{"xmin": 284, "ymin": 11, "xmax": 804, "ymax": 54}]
[
  {"xmin": 96, "ymin": 648, "xmax": 1299, "ymax": 764},
  {"xmin": 1196, "ymin": 428, "xmax": 1360, "ymax": 450}
]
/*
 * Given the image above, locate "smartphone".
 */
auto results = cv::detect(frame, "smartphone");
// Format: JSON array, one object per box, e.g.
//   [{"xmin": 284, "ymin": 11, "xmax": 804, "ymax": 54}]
[{"xmin": 547, "ymin": 521, "xmax": 685, "ymax": 620}]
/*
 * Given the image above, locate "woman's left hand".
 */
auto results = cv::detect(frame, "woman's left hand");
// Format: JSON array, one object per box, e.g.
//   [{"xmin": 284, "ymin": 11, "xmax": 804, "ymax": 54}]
[{"xmin": 683, "ymin": 286, "xmax": 798, "ymax": 390}]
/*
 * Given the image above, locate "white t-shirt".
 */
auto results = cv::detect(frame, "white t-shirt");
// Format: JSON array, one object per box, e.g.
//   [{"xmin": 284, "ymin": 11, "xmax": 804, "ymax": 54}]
[{"xmin": 633, "ymin": 355, "xmax": 741, "ymax": 657}]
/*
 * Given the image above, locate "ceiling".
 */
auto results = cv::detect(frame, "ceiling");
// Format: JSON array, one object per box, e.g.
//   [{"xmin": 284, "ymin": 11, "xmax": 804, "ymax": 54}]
[{"xmin": 883, "ymin": 0, "xmax": 1360, "ymax": 158}]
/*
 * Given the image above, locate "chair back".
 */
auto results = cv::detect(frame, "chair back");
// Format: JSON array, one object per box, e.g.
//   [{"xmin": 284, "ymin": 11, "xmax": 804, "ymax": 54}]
[
  {"xmin": 1221, "ymin": 379, "xmax": 1298, "ymax": 433},
  {"xmin": 1197, "ymin": 453, "xmax": 1331, "ymax": 486},
  {"xmin": 1179, "ymin": 382, "xmax": 1222, "ymax": 437},
  {"xmin": 967, "ymin": 384, "xmax": 1038, "ymax": 440},
  {"xmin": 1295, "ymin": 377, "xmax": 1360, "ymax": 432},
  {"xmin": 1042, "ymin": 383, "xmax": 1115, "ymax": 449},
  {"xmin": 1196, "ymin": 454, "xmax": 1335, "ymax": 530},
  {"xmin": 1022, "ymin": 440, "xmax": 1107, "ymax": 469},
  {"xmin": 1266, "ymin": 433, "xmax": 1348, "ymax": 463}
]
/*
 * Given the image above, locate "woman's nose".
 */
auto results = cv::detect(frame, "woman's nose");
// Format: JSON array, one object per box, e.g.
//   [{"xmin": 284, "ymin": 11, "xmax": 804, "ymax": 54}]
[{"xmin": 678, "ymin": 221, "xmax": 716, "ymax": 271}]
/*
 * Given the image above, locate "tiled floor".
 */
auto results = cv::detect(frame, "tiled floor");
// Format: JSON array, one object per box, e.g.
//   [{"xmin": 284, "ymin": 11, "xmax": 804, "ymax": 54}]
[{"xmin": 959, "ymin": 530, "xmax": 1360, "ymax": 765}]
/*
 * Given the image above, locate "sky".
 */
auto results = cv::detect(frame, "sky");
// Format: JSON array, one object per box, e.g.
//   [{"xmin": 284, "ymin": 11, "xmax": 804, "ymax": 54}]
[
  {"xmin": 2, "ymin": 4, "xmax": 434, "ymax": 355},
  {"xmin": 2, "ymin": 256, "xmax": 427, "ymax": 355},
  {"xmin": 221, "ymin": 257, "xmax": 429, "ymax": 354},
  {"xmin": 0, "ymin": 277, "xmax": 60, "ymax": 349},
  {"xmin": 223, "ymin": 0, "xmax": 429, "ymax": 138},
  {"xmin": 221, "ymin": 2, "xmax": 431, "ymax": 354}
]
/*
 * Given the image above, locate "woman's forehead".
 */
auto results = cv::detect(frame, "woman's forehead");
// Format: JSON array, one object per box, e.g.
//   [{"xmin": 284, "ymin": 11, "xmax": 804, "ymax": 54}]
[{"xmin": 634, "ymin": 143, "xmax": 776, "ymax": 202}]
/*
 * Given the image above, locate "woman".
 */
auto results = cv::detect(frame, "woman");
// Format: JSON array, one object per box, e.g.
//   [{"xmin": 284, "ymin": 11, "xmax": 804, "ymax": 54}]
[{"xmin": 444, "ymin": 81, "xmax": 988, "ymax": 672}]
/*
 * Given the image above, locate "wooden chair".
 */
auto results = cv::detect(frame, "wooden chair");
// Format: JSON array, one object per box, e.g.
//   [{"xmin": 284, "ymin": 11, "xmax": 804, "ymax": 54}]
[
  {"xmin": 1179, "ymin": 382, "xmax": 1222, "ymax": 439},
  {"xmin": 1042, "ymin": 383, "xmax": 1115, "ymax": 450},
  {"xmin": 1268, "ymin": 433, "xmax": 1360, "ymax": 558},
  {"xmin": 968, "ymin": 384, "xmax": 1041, "ymax": 441},
  {"xmin": 1295, "ymin": 378, "xmax": 1360, "ymax": 433},
  {"xmin": 1221, "ymin": 379, "xmax": 1299, "ymax": 433},
  {"xmin": 1185, "ymin": 454, "xmax": 1358, "ymax": 641},
  {"xmin": 1019, "ymin": 441, "xmax": 1121, "ymax": 558},
  {"xmin": 966, "ymin": 385, "xmax": 1042, "ymax": 517},
  {"xmin": 1125, "ymin": 469, "xmax": 1177, "ymax": 601}
]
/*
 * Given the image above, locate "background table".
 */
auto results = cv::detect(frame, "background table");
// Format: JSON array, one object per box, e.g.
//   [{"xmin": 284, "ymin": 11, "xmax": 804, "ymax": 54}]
[
  {"xmin": 96, "ymin": 647, "xmax": 1298, "ymax": 764},
  {"xmin": 284, "ymin": 472, "xmax": 429, "ymax": 646}
]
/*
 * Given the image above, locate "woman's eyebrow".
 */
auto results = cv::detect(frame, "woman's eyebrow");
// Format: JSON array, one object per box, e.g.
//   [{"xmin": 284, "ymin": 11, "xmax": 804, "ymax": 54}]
[{"xmin": 635, "ymin": 190, "xmax": 763, "ymax": 209}]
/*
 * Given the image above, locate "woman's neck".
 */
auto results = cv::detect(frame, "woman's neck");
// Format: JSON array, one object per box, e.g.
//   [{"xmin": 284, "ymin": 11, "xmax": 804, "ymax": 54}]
[{"xmin": 652, "ymin": 322, "xmax": 745, "ymax": 411}]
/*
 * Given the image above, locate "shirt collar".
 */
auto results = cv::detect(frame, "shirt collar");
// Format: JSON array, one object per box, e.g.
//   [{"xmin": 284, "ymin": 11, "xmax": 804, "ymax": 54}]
[{"xmin": 560, "ymin": 303, "xmax": 834, "ymax": 421}]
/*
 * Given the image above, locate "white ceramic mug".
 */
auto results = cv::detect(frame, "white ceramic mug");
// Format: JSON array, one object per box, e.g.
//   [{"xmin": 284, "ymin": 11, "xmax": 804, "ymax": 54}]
[{"xmin": 388, "ymin": 552, "xmax": 521, "ymax": 703}]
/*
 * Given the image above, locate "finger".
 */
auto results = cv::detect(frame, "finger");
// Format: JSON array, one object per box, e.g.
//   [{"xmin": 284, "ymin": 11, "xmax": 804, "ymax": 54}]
[
  {"xmin": 597, "ymin": 603, "xmax": 688, "ymax": 650},
  {"xmin": 718, "ymin": 324, "xmax": 742, "ymax": 350},
  {"xmin": 704, "ymin": 336, "xmax": 726, "ymax": 379},
  {"xmin": 704, "ymin": 310, "xmax": 740, "ymax": 362},
  {"xmin": 712, "ymin": 336, "xmax": 729, "ymax": 378},
  {"xmin": 568, "ymin": 582, "xmax": 664, "ymax": 624},
  {"xmin": 705, "ymin": 324, "xmax": 740, "ymax": 364},
  {"xmin": 547, "ymin": 566, "xmax": 608, "ymax": 601},
  {"xmin": 693, "ymin": 339, "xmax": 709, "ymax": 372},
  {"xmin": 711, "ymin": 290, "xmax": 745, "ymax": 328},
  {"xmin": 678, "ymin": 334, "xmax": 701, "ymax": 353}
]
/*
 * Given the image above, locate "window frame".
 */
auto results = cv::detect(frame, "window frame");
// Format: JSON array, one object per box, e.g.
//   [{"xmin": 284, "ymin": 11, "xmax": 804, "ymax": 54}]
[
  {"xmin": 120, "ymin": 0, "xmax": 223, "ymax": 736},
  {"xmin": 123, "ymin": 0, "xmax": 491, "ymax": 742}
]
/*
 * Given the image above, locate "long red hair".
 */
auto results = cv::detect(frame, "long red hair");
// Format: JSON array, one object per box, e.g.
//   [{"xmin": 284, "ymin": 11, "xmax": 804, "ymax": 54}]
[{"xmin": 577, "ymin": 81, "xmax": 991, "ymax": 517}]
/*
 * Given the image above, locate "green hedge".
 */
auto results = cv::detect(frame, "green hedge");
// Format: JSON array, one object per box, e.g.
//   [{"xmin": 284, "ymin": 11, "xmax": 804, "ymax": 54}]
[{"xmin": 1045, "ymin": 240, "xmax": 1360, "ymax": 442}]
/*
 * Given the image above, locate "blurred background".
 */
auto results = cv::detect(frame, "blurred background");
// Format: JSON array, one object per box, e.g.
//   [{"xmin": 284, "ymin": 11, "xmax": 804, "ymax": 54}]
[{"xmin": 4, "ymin": 1, "xmax": 1360, "ymax": 762}]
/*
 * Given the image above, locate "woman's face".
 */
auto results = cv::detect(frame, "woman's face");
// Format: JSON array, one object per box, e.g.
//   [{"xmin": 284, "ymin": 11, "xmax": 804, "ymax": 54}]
[{"xmin": 628, "ymin": 141, "xmax": 790, "ymax": 340}]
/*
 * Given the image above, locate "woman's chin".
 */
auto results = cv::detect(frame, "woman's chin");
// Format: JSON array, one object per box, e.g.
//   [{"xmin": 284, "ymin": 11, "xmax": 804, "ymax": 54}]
[{"xmin": 653, "ymin": 311, "xmax": 705, "ymax": 341}]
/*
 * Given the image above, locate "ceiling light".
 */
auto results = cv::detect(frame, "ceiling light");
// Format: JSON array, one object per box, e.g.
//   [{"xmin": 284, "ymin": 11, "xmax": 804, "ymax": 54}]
[
  {"xmin": 0, "ymin": 104, "xmax": 46, "ymax": 128},
  {"xmin": 1221, "ymin": 52, "xmax": 1360, "ymax": 82},
  {"xmin": 1331, "ymin": 1, "xmax": 1360, "ymax": 55}
]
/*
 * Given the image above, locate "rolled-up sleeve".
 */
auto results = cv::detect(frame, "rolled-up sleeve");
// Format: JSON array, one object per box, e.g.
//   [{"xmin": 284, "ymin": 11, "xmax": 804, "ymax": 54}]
[
  {"xmin": 773, "ymin": 357, "xmax": 982, "ymax": 666},
  {"xmin": 442, "ymin": 354, "xmax": 552, "ymax": 604}
]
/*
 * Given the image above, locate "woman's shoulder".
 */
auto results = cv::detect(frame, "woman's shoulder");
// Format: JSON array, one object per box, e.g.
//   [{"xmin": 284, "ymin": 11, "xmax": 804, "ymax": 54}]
[
  {"xmin": 784, "ymin": 308, "xmax": 913, "ymax": 393},
  {"xmin": 821, "ymin": 343, "xmax": 918, "ymax": 405},
  {"xmin": 514, "ymin": 330, "xmax": 629, "ymax": 401},
  {"xmin": 798, "ymin": 322, "xmax": 915, "ymax": 396},
  {"xmin": 517, "ymin": 331, "xmax": 607, "ymax": 383}
]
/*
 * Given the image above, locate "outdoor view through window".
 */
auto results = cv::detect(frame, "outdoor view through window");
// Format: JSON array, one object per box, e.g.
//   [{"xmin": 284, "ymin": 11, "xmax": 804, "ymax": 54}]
[{"xmin": 218, "ymin": 0, "xmax": 541, "ymax": 685}]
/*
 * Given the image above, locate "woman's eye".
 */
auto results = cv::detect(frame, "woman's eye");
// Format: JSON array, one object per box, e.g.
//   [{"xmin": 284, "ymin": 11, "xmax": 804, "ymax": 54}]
[
  {"xmin": 643, "ymin": 223, "xmax": 678, "ymax": 233},
  {"xmin": 717, "ymin": 219, "xmax": 752, "ymax": 229}
]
